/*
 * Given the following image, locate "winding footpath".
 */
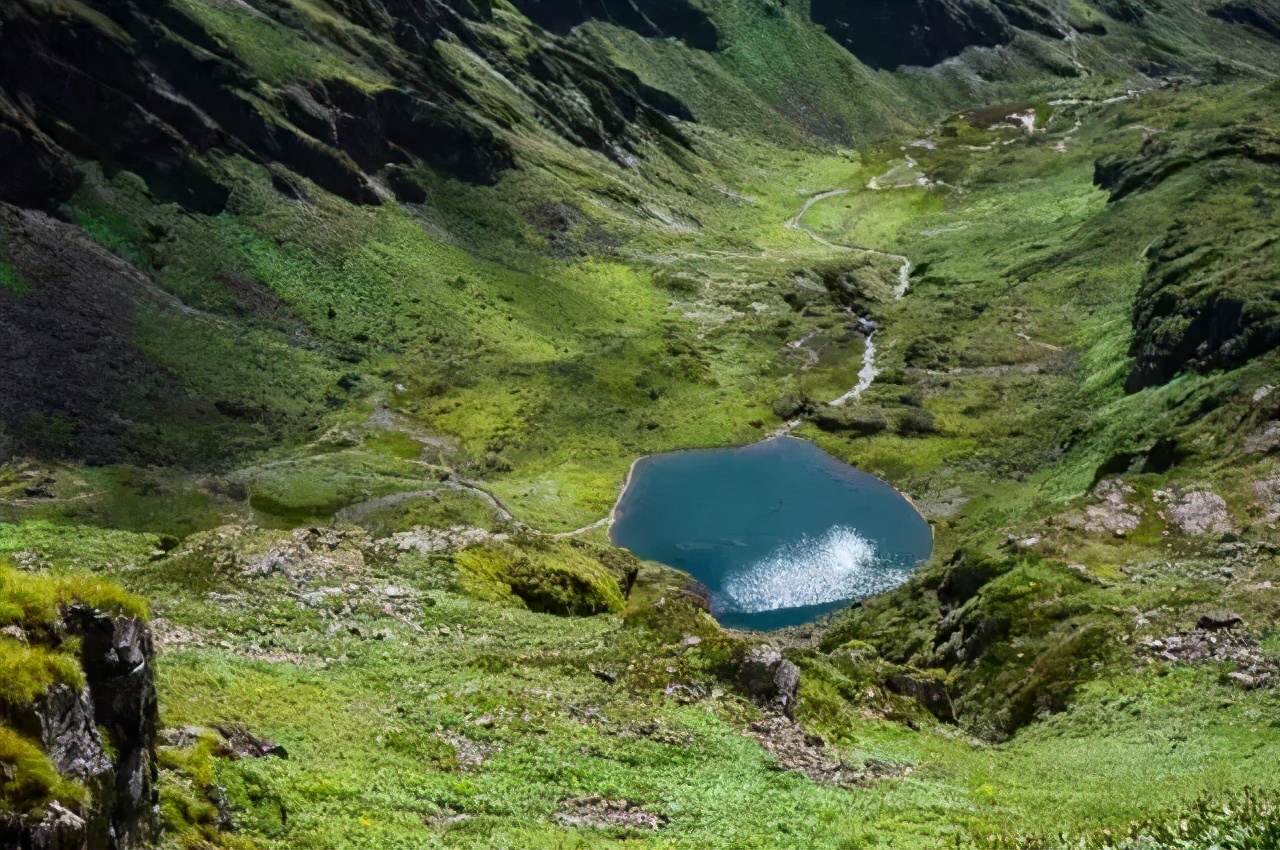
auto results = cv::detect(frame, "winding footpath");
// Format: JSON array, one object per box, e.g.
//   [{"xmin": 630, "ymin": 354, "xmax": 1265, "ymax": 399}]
[{"xmin": 329, "ymin": 184, "xmax": 926, "ymax": 539}]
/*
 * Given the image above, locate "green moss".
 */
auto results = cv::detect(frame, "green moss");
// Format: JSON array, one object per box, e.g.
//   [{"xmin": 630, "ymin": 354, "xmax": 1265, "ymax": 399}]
[
  {"xmin": 362, "ymin": 431, "xmax": 425, "ymax": 461},
  {"xmin": 0, "ymin": 723, "xmax": 85, "ymax": 815},
  {"xmin": 0, "ymin": 563, "xmax": 148, "ymax": 626},
  {"xmin": 0, "ymin": 262, "xmax": 27, "ymax": 294},
  {"xmin": 455, "ymin": 539, "xmax": 625, "ymax": 615}
]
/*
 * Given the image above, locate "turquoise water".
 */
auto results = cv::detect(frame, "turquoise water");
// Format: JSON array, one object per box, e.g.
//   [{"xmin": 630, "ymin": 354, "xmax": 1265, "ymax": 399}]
[{"xmin": 611, "ymin": 436, "xmax": 933, "ymax": 630}]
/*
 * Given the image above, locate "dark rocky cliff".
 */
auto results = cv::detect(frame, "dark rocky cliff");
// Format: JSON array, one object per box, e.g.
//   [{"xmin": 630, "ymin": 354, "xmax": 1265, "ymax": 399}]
[
  {"xmin": 0, "ymin": 0, "xmax": 693, "ymax": 214},
  {"xmin": 809, "ymin": 0, "xmax": 1068, "ymax": 71}
]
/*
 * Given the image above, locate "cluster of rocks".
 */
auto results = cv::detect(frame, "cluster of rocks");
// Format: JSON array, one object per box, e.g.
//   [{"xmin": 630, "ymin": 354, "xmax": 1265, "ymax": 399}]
[
  {"xmin": 1068, "ymin": 478, "xmax": 1142, "ymax": 535},
  {"xmin": 383, "ymin": 525, "xmax": 505, "ymax": 556},
  {"xmin": 1139, "ymin": 612, "xmax": 1277, "ymax": 690},
  {"xmin": 1063, "ymin": 478, "xmax": 1243, "ymax": 538},
  {"xmin": 554, "ymin": 797, "xmax": 669, "ymax": 832},
  {"xmin": 241, "ymin": 526, "xmax": 371, "ymax": 583},
  {"xmin": 747, "ymin": 716, "xmax": 910, "ymax": 788}
]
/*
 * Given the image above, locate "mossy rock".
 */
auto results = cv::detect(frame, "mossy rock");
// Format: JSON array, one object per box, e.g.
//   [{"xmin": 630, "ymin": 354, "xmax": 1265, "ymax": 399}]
[
  {"xmin": 930, "ymin": 549, "xmax": 1011, "ymax": 608},
  {"xmin": 455, "ymin": 541, "xmax": 625, "ymax": 616}
]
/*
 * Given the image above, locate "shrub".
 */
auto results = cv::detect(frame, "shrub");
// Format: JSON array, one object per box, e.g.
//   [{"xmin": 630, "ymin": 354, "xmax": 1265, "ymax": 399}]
[
  {"xmin": 812, "ymin": 406, "xmax": 889, "ymax": 435},
  {"xmin": 896, "ymin": 407, "xmax": 937, "ymax": 436}
]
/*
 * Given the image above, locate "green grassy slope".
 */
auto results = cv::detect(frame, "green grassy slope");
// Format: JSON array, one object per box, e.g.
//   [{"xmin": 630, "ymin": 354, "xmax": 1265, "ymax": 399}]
[{"xmin": 2, "ymin": 0, "xmax": 1280, "ymax": 846}]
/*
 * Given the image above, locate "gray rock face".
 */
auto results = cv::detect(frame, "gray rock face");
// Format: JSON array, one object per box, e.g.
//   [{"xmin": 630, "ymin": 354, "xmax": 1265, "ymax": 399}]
[
  {"xmin": 736, "ymin": 648, "xmax": 801, "ymax": 718},
  {"xmin": 25, "ymin": 802, "xmax": 89, "ymax": 850},
  {"xmin": 25, "ymin": 684, "xmax": 114, "ymax": 850},
  {"xmin": 67, "ymin": 608, "xmax": 159, "ymax": 849},
  {"xmin": 3, "ymin": 609, "xmax": 158, "ymax": 850}
]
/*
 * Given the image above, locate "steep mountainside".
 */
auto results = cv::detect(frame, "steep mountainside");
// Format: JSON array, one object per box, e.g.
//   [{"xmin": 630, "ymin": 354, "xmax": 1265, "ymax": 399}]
[{"xmin": 2, "ymin": 0, "xmax": 1280, "ymax": 847}]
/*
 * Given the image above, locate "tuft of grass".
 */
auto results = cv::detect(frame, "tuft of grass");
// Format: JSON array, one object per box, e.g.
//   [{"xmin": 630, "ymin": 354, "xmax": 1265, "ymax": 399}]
[
  {"xmin": 0, "ymin": 639, "xmax": 84, "ymax": 706},
  {"xmin": 0, "ymin": 724, "xmax": 85, "ymax": 815},
  {"xmin": 0, "ymin": 563, "xmax": 148, "ymax": 626}
]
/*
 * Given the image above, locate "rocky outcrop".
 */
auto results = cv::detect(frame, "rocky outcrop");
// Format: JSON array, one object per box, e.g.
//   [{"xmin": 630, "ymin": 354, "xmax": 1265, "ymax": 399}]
[
  {"xmin": 735, "ymin": 647, "xmax": 801, "ymax": 718},
  {"xmin": 508, "ymin": 0, "xmax": 720, "ymax": 50},
  {"xmin": 1093, "ymin": 126, "xmax": 1280, "ymax": 391},
  {"xmin": 1, "ymin": 610, "xmax": 158, "ymax": 850},
  {"xmin": 1093, "ymin": 126, "xmax": 1280, "ymax": 203},
  {"xmin": 809, "ymin": 0, "xmax": 1066, "ymax": 71},
  {"xmin": 66, "ymin": 608, "xmax": 158, "ymax": 850},
  {"xmin": 1209, "ymin": 0, "xmax": 1280, "ymax": 41}
]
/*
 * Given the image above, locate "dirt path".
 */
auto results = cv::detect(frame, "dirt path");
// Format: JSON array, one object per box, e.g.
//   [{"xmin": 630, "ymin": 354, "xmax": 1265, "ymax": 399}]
[{"xmin": 333, "ymin": 477, "xmax": 520, "ymax": 527}]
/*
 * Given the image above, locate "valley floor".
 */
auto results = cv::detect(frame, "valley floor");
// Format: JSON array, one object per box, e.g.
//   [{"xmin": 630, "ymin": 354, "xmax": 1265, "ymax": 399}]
[{"xmin": 4, "ymin": 74, "xmax": 1280, "ymax": 849}]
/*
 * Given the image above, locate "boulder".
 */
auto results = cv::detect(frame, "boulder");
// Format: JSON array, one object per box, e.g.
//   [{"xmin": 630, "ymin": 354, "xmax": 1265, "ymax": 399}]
[
  {"xmin": 736, "ymin": 648, "xmax": 801, "ymax": 718},
  {"xmin": 884, "ymin": 670, "xmax": 953, "ymax": 721},
  {"xmin": 1196, "ymin": 610, "xmax": 1243, "ymax": 631}
]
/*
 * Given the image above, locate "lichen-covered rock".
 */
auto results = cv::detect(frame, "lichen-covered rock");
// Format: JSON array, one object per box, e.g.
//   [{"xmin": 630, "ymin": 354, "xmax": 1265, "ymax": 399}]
[
  {"xmin": 1156, "ymin": 488, "xmax": 1234, "ymax": 535},
  {"xmin": 1066, "ymin": 478, "xmax": 1142, "ymax": 536},
  {"xmin": 1255, "ymin": 478, "xmax": 1280, "ymax": 520}
]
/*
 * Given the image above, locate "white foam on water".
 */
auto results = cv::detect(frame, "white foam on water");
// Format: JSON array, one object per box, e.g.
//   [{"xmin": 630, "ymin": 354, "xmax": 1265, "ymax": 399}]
[{"xmin": 720, "ymin": 526, "xmax": 909, "ymax": 614}]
